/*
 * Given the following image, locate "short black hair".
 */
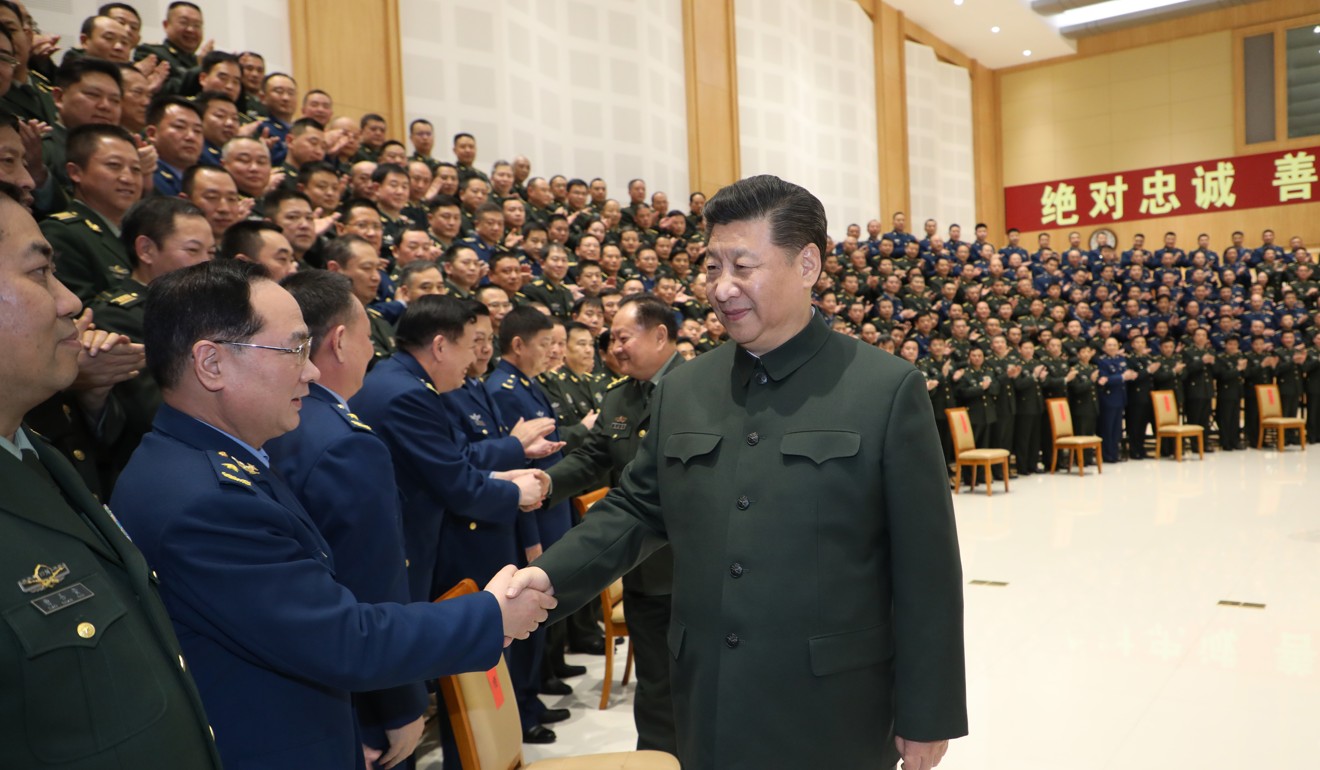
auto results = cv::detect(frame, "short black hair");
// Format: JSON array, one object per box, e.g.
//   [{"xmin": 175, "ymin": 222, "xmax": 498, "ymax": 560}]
[
  {"xmin": 296, "ymin": 160, "xmax": 337, "ymax": 187},
  {"xmin": 453, "ymin": 132, "xmax": 474, "ymax": 144},
  {"xmin": 193, "ymin": 89, "xmax": 235, "ymax": 115},
  {"xmin": 261, "ymin": 186, "xmax": 311, "ymax": 213},
  {"xmin": 618, "ymin": 294, "xmax": 677, "ymax": 340},
  {"xmin": 370, "ymin": 162, "xmax": 408, "ymax": 184},
  {"xmin": 380, "ymin": 139, "xmax": 406, "ymax": 153},
  {"xmin": 66, "ymin": 123, "xmax": 136, "ymax": 169},
  {"xmin": 120, "ymin": 196, "xmax": 205, "ymax": 268},
  {"xmin": 474, "ymin": 201, "xmax": 503, "ymax": 221},
  {"xmin": 219, "ymin": 218, "xmax": 281, "ymax": 261},
  {"xmin": 181, "ymin": 163, "xmax": 232, "ymax": 197},
  {"xmin": 54, "ymin": 55, "xmax": 123, "ymax": 91},
  {"xmin": 279, "ymin": 269, "xmax": 356, "ymax": 358},
  {"xmin": 262, "ymin": 72, "xmax": 295, "ymax": 89},
  {"xmin": 427, "ymin": 193, "xmax": 461, "ymax": 211},
  {"xmin": 409, "ymin": 118, "xmax": 432, "ymax": 133},
  {"xmin": 339, "ymin": 197, "xmax": 379, "ymax": 222},
  {"xmin": 322, "ymin": 233, "xmax": 375, "ymax": 268},
  {"xmin": 571, "ymin": 295, "xmax": 603, "ymax": 317},
  {"xmin": 98, "ymin": 3, "xmax": 140, "ymax": 21},
  {"xmin": 397, "ymin": 259, "xmax": 441, "ymax": 286},
  {"xmin": 301, "ymin": 88, "xmax": 330, "ymax": 104},
  {"xmin": 704, "ymin": 175, "xmax": 826, "ymax": 266},
  {"xmin": 395, "ymin": 294, "xmax": 476, "ymax": 350},
  {"xmin": 499, "ymin": 305, "xmax": 553, "ymax": 352},
  {"xmin": 360, "ymin": 113, "xmax": 386, "ymax": 128},
  {"xmin": 167, "ymin": 1, "xmax": 201, "ymax": 14},
  {"xmin": 289, "ymin": 116, "xmax": 324, "ymax": 135},
  {"xmin": 80, "ymin": 15, "xmax": 115, "ymax": 37},
  {"xmin": 144, "ymin": 260, "xmax": 268, "ymax": 391},
  {"xmin": 199, "ymin": 50, "xmax": 238, "ymax": 74},
  {"xmin": 443, "ymin": 243, "xmax": 476, "ymax": 264},
  {"xmin": 146, "ymin": 93, "xmax": 201, "ymax": 127}
]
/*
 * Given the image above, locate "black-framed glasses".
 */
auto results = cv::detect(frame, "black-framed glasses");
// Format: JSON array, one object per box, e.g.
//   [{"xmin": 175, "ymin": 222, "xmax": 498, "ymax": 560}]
[{"xmin": 214, "ymin": 337, "xmax": 313, "ymax": 366}]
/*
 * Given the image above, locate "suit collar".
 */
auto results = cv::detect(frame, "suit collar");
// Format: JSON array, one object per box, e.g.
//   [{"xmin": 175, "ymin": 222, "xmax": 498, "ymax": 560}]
[
  {"xmin": 731, "ymin": 310, "xmax": 830, "ymax": 387},
  {"xmin": 150, "ymin": 403, "xmax": 269, "ymax": 472}
]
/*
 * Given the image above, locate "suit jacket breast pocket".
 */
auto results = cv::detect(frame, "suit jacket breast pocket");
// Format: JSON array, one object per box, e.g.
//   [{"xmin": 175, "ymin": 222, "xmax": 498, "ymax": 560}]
[
  {"xmin": 780, "ymin": 430, "xmax": 861, "ymax": 465},
  {"xmin": 662, "ymin": 432, "xmax": 722, "ymax": 466}
]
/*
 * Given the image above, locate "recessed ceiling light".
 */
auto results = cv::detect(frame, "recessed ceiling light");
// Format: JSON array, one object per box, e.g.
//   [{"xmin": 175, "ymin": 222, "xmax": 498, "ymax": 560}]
[
  {"xmin": 1023, "ymin": 49, "xmax": 1033, "ymax": 57},
  {"xmin": 1313, "ymin": 24, "xmax": 1319, "ymax": 33},
  {"xmin": 991, "ymin": 25, "xmax": 1001, "ymax": 33},
  {"xmin": 953, "ymin": 0, "xmax": 964, "ymax": 5}
]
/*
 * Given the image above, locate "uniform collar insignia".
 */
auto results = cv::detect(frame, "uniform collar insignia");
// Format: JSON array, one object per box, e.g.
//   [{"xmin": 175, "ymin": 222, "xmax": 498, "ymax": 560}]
[{"xmin": 19, "ymin": 563, "xmax": 70, "ymax": 593}]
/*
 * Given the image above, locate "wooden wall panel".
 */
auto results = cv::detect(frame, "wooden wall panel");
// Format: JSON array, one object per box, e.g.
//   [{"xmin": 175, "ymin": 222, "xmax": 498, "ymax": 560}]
[
  {"xmin": 682, "ymin": 0, "xmax": 740, "ymax": 197},
  {"xmin": 872, "ymin": 1, "xmax": 909, "ymax": 218},
  {"xmin": 288, "ymin": 0, "xmax": 404, "ymax": 138},
  {"xmin": 972, "ymin": 63, "xmax": 1004, "ymax": 232}
]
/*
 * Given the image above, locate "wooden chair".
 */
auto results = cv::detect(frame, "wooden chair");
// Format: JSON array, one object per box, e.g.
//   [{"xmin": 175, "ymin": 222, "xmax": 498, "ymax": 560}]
[
  {"xmin": 1255, "ymin": 384, "xmax": 1307, "ymax": 451},
  {"xmin": 1045, "ymin": 398, "xmax": 1103, "ymax": 476},
  {"xmin": 944, "ymin": 407, "xmax": 1010, "ymax": 496},
  {"xmin": 435, "ymin": 579, "xmax": 679, "ymax": 770},
  {"xmin": 573, "ymin": 487, "xmax": 634, "ymax": 709},
  {"xmin": 1150, "ymin": 390, "xmax": 1204, "ymax": 461}
]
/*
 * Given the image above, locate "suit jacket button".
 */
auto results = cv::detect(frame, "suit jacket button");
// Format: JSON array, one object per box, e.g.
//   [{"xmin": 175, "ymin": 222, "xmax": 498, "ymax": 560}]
[
  {"xmin": 77, "ymin": 622, "xmax": 96, "ymax": 638},
  {"xmin": 73, "ymin": 449, "xmax": 86, "ymax": 461},
  {"xmin": 730, "ymin": 562, "xmax": 744, "ymax": 578},
  {"xmin": 725, "ymin": 632, "xmax": 740, "ymax": 648},
  {"xmin": 756, "ymin": 372, "xmax": 769, "ymax": 385},
  {"xmin": 469, "ymin": 521, "xmax": 477, "ymax": 530},
  {"xmin": 736, "ymin": 495, "xmax": 750, "ymax": 510},
  {"xmin": 746, "ymin": 432, "xmax": 759, "ymax": 446}
]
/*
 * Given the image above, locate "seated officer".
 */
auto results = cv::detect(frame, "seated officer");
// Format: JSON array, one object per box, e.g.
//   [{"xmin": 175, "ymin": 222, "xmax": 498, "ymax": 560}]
[
  {"xmin": 218, "ymin": 218, "xmax": 297, "ymax": 282},
  {"xmin": 40, "ymin": 124, "xmax": 142, "ymax": 302},
  {"xmin": 143, "ymin": 95, "xmax": 203, "ymax": 197},
  {"xmin": 43, "ymin": 57, "xmax": 124, "ymax": 196},
  {"xmin": 265, "ymin": 270, "xmax": 429, "ymax": 768},
  {"xmin": 110, "ymin": 261, "xmax": 555, "ymax": 769},
  {"xmin": 0, "ymin": 182, "xmax": 222, "ymax": 768}
]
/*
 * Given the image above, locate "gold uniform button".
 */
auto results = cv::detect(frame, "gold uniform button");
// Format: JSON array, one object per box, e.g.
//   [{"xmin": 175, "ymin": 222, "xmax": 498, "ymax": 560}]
[
  {"xmin": 638, "ymin": 429, "xmax": 647, "ymax": 437},
  {"xmin": 77, "ymin": 622, "xmax": 96, "ymax": 638},
  {"xmin": 405, "ymin": 559, "xmax": 410, "ymax": 567},
  {"xmin": 468, "ymin": 522, "xmax": 477, "ymax": 531},
  {"xmin": 73, "ymin": 449, "xmax": 86, "ymax": 461}
]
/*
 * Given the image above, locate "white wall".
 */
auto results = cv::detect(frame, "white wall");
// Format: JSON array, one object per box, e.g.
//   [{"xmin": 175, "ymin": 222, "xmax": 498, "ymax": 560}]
[
  {"xmin": 904, "ymin": 41, "xmax": 976, "ymax": 235},
  {"xmin": 400, "ymin": 0, "xmax": 689, "ymax": 207},
  {"xmin": 734, "ymin": 0, "xmax": 880, "ymax": 240},
  {"xmin": 27, "ymin": 0, "xmax": 292, "ymax": 74}
]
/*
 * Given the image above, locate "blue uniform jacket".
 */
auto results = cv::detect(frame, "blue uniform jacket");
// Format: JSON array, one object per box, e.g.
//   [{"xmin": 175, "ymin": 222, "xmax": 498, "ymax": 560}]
[
  {"xmin": 350, "ymin": 351, "xmax": 529, "ymax": 601},
  {"xmin": 265, "ymin": 383, "xmax": 429, "ymax": 746},
  {"xmin": 445, "ymin": 376, "xmax": 526, "ymax": 474},
  {"xmin": 110, "ymin": 404, "xmax": 503, "ymax": 770},
  {"xmin": 1096, "ymin": 355, "xmax": 1129, "ymax": 407},
  {"xmin": 486, "ymin": 360, "xmax": 573, "ymax": 547}
]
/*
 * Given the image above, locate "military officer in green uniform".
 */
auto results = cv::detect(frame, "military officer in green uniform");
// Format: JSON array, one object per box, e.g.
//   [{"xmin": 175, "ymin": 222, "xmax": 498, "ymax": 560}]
[
  {"xmin": 0, "ymin": 3, "xmax": 60, "ymax": 126},
  {"xmin": 522, "ymin": 243, "xmax": 575, "ymax": 320},
  {"xmin": 1150, "ymin": 337, "xmax": 1185, "ymax": 454},
  {"xmin": 133, "ymin": 1, "xmax": 206, "ymax": 95},
  {"xmin": 539, "ymin": 321, "xmax": 601, "ymax": 452},
  {"xmin": 543, "ymin": 296, "xmax": 682, "ymax": 754},
  {"xmin": 919, "ymin": 337, "xmax": 954, "ymax": 462},
  {"xmin": 1181, "ymin": 328, "xmax": 1215, "ymax": 433},
  {"xmin": 1212, "ymin": 336, "xmax": 1248, "ymax": 450},
  {"xmin": 1243, "ymin": 337, "xmax": 1276, "ymax": 447},
  {"xmin": 1067, "ymin": 345, "xmax": 1100, "ymax": 465},
  {"xmin": 1013, "ymin": 340, "xmax": 1047, "ymax": 475},
  {"xmin": 41, "ymin": 125, "xmax": 142, "ymax": 302},
  {"xmin": 509, "ymin": 176, "xmax": 967, "ymax": 770},
  {"xmin": 324, "ymin": 236, "xmax": 395, "ymax": 366},
  {"xmin": 955, "ymin": 347, "xmax": 999, "ymax": 470},
  {"xmin": 0, "ymin": 183, "xmax": 223, "ymax": 768}
]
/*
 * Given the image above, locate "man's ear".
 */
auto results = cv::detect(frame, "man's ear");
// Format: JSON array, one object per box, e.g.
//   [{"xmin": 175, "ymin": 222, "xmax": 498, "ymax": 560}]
[
  {"xmin": 798, "ymin": 243, "xmax": 821, "ymax": 287},
  {"xmin": 192, "ymin": 340, "xmax": 225, "ymax": 392},
  {"xmin": 328, "ymin": 323, "xmax": 348, "ymax": 364}
]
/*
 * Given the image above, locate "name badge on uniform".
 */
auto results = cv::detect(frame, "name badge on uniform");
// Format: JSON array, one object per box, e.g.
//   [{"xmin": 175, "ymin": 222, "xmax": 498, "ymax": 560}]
[
  {"xmin": 30, "ymin": 583, "xmax": 95, "ymax": 615},
  {"xmin": 18, "ymin": 563, "xmax": 69, "ymax": 593},
  {"xmin": 610, "ymin": 416, "xmax": 629, "ymax": 432}
]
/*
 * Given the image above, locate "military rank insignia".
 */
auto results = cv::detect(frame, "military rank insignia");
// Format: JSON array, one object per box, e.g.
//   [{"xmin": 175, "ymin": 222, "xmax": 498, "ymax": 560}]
[
  {"xmin": 18, "ymin": 563, "xmax": 70, "ymax": 593},
  {"xmin": 210, "ymin": 451, "xmax": 257, "ymax": 489}
]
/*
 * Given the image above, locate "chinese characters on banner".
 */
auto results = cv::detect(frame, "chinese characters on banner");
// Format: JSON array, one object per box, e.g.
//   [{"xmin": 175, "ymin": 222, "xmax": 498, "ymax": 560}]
[{"xmin": 1005, "ymin": 146, "xmax": 1319, "ymax": 231}]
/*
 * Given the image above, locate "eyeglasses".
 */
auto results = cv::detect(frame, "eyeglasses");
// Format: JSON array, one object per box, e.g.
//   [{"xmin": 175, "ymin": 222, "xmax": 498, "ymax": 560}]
[
  {"xmin": 214, "ymin": 337, "xmax": 313, "ymax": 366},
  {"xmin": 0, "ymin": 53, "xmax": 18, "ymax": 67}
]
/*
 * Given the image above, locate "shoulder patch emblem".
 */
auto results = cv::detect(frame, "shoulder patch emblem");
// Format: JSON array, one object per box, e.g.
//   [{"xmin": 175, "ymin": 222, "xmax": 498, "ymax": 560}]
[
  {"xmin": 85, "ymin": 220, "xmax": 102, "ymax": 234},
  {"xmin": 209, "ymin": 451, "xmax": 256, "ymax": 490},
  {"xmin": 109, "ymin": 292, "xmax": 140, "ymax": 307},
  {"xmin": 51, "ymin": 210, "xmax": 78, "ymax": 221}
]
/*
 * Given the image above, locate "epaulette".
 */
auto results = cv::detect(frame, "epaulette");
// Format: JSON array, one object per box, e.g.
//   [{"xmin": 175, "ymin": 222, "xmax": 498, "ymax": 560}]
[
  {"xmin": 367, "ymin": 307, "xmax": 383, "ymax": 319},
  {"xmin": 49, "ymin": 210, "xmax": 79, "ymax": 221},
  {"xmin": 108, "ymin": 292, "xmax": 142, "ymax": 308},
  {"xmin": 532, "ymin": 279, "xmax": 546, "ymax": 287},
  {"xmin": 85, "ymin": 219, "xmax": 103, "ymax": 234},
  {"xmin": 332, "ymin": 401, "xmax": 373, "ymax": 432},
  {"xmin": 607, "ymin": 376, "xmax": 629, "ymax": 391},
  {"xmin": 209, "ymin": 450, "xmax": 258, "ymax": 491}
]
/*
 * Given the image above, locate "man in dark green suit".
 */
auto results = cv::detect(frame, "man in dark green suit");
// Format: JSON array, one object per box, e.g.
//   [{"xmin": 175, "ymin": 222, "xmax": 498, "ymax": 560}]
[
  {"xmin": 510, "ymin": 176, "xmax": 967, "ymax": 769},
  {"xmin": 546, "ymin": 295, "xmax": 682, "ymax": 754},
  {"xmin": 0, "ymin": 183, "xmax": 222, "ymax": 767},
  {"xmin": 133, "ymin": 1, "xmax": 206, "ymax": 95}
]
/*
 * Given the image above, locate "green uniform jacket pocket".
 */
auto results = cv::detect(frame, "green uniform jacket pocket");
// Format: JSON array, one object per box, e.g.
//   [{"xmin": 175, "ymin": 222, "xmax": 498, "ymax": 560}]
[{"xmin": 808, "ymin": 624, "xmax": 893, "ymax": 677}]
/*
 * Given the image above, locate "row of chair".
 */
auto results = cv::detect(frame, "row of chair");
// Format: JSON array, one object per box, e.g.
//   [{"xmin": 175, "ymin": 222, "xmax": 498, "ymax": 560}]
[{"xmin": 948, "ymin": 384, "xmax": 1306, "ymax": 496}]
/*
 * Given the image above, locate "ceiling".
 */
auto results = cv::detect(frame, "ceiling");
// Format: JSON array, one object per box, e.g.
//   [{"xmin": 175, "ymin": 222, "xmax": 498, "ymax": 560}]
[{"xmin": 881, "ymin": 0, "xmax": 1270, "ymax": 70}]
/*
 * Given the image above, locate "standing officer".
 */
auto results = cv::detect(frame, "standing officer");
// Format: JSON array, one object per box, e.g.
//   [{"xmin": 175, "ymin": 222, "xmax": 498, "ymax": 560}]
[
  {"xmin": 1013, "ymin": 340, "xmax": 1046, "ymax": 475},
  {"xmin": 1212, "ymin": 336, "xmax": 1248, "ymax": 450},
  {"xmin": 1243, "ymin": 337, "xmax": 1276, "ymax": 448},
  {"xmin": 1151, "ymin": 337, "xmax": 1185, "ymax": 454},
  {"xmin": 955, "ymin": 346, "xmax": 998, "ymax": 455},
  {"xmin": 1095, "ymin": 336, "xmax": 1135, "ymax": 463},
  {"xmin": 0, "ymin": 182, "xmax": 223, "ymax": 768},
  {"xmin": 1124, "ymin": 336, "xmax": 1156, "ymax": 459},
  {"xmin": 544, "ymin": 295, "xmax": 682, "ymax": 754},
  {"xmin": 1298, "ymin": 331, "xmax": 1320, "ymax": 444},
  {"xmin": 264, "ymin": 270, "xmax": 429, "ymax": 769},
  {"xmin": 508, "ymin": 175, "xmax": 967, "ymax": 770},
  {"xmin": 110, "ymin": 262, "xmax": 555, "ymax": 769},
  {"xmin": 1181, "ymin": 328, "xmax": 1216, "ymax": 433},
  {"xmin": 1068, "ymin": 345, "xmax": 1100, "ymax": 465},
  {"xmin": 919, "ymin": 337, "xmax": 954, "ymax": 463}
]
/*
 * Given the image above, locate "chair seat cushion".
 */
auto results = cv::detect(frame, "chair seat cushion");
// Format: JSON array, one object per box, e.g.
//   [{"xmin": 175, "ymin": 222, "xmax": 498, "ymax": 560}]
[
  {"xmin": 1056, "ymin": 436, "xmax": 1101, "ymax": 446},
  {"xmin": 530, "ymin": 750, "xmax": 681, "ymax": 769},
  {"xmin": 611, "ymin": 602, "xmax": 627, "ymax": 626},
  {"xmin": 957, "ymin": 449, "xmax": 1010, "ymax": 461},
  {"xmin": 1262, "ymin": 417, "xmax": 1305, "ymax": 427},
  {"xmin": 1158, "ymin": 425, "xmax": 1203, "ymax": 435}
]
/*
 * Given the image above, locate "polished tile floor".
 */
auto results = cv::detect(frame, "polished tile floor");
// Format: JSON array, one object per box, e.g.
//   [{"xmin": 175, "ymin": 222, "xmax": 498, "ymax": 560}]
[{"xmin": 422, "ymin": 446, "xmax": 1319, "ymax": 769}]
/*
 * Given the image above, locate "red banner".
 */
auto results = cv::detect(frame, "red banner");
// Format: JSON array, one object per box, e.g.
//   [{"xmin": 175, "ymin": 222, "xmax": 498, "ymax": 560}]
[{"xmin": 1004, "ymin": 145, "xmax": 1320, "ymax": 232}]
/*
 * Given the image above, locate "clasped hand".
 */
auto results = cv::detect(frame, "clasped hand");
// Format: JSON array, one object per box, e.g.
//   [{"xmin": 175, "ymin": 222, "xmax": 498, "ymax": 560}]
[{"xmin": 483, "ymin": 565, "xmax": 556, "ymax": 647}]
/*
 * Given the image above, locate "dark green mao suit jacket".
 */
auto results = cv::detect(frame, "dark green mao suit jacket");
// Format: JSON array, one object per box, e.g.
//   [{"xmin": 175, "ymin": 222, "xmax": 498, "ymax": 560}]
[{"xmin": 536, "ymin": 316, "xmax": 968, "ymax": 769}]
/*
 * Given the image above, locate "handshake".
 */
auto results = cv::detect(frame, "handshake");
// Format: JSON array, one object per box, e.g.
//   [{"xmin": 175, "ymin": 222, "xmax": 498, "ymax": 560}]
[
  {"xmin": 483, "ymin": 565, "xmax": 556, "ymax": 646},
  {"xmin": 492, "ymin": 468, "xmax": 552, "ymax": 511}
]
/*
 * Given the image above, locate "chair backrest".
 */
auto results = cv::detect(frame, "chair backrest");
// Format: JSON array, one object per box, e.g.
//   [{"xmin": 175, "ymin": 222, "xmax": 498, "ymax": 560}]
[
  {"xmin": 436, "ymin": 579, "xmax": 524, "ymax": 770},
  {"xmin": 1046, "ymin": 398, "xmax": 1075, "ymax": 439},
  {"xmin": 605, "ymin": 577, "xmax": 624, "ymax": 608},
  {"xmin": 944, "ymin": 407, "xmax": 976, "ymax": 454},
  {"xmin": 1256, "ymin": 384, "xmax": 1282, "ymax": 419},
  {"xmin": 572, "ymin": 486, "xmax": 610, "ymax": 517},
  {"xmin": 1151, "ymin": 390, "xmax": 1179, "ymax": 427}
]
